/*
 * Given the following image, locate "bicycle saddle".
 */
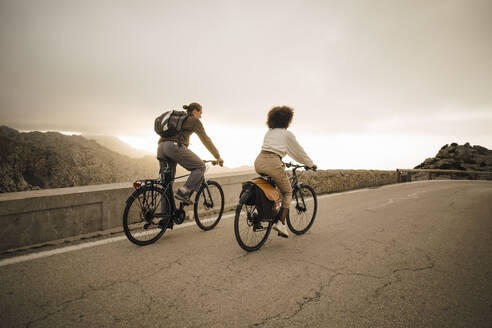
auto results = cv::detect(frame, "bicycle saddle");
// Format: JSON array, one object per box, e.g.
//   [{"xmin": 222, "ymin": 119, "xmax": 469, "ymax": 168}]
[{"xmin": 258, "ymin": 173, "xmax": 275, "ymax": 185}]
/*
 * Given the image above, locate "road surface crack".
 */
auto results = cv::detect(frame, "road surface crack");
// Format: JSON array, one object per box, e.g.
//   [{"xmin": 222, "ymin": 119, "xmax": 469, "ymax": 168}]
[
  {"xmin": 24, "ymin": 260, "xmax": 181, "ymax": 327},
  {"xmin": 285, "ymin": 273, "xmax": 342, "ymax": 320},
  {"xmin": 249, "ymin": 313, "xmax": 284, "ymax": 328},
  {"xmin": 296, "ymin": 259, "xmax": 339, "ymax": 274},
  {"xmin": 26, "ymin": 290, "xmax": 89, "ymax": 328},
  {"xmin": 250, "ymin": 272, "xmax": 342, "ymax": 327}
]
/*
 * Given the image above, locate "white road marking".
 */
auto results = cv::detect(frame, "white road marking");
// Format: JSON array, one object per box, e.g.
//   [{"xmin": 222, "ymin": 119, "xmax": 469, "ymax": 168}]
[
  {"xmin": 400, "ymin": 190, "xmax": 427, "ymax": 200},
  {"xmin": 0, "ymin": 188, "xmax": 370, "ymax": 267},
  {"xmin": 0, "ymin": 213, "xmax": 235, "ymax": 267}
]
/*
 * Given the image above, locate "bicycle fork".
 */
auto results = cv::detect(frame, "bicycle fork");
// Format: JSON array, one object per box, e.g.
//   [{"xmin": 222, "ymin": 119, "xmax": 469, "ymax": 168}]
[
  {"xmin": 293, "ymin": 187, "xmax": 307, "ymax": 213},
  {"xmin": 202, "ymin": 183, "xmax": 214, "ymax": 208}
]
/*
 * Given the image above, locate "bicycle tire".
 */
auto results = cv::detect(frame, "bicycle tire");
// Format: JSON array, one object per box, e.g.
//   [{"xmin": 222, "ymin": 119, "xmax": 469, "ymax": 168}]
[
  {"xmin": 123, "ymin": 185, "xmax": 169, "ymax": 246},
  {"xmin": 234, "ymin": 190, "xmax": 273, "ymax": 252},
  {"xmin": 194, "ymin": 180, "xmax": 224, "ymax": 231},
  {"xmin": 286, "ymin": 184, "xmax": 317, "ymax": 235}
]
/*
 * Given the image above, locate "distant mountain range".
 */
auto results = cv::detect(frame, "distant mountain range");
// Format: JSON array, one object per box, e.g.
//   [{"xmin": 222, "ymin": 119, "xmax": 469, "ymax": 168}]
[
  {"xmin": 0, "ymin": 126, "xmax": 253, "ymax": 193},
  {"xmin": 84, "ymin": 135, "xmax": 153, "ymax": 158},
  {"xmin": 4, "ymin": 126, "xmax": 489, "ymax": 193},
  {"xmin": 0, "ymin": 126, "xmax": 162, "ymax": 193}
]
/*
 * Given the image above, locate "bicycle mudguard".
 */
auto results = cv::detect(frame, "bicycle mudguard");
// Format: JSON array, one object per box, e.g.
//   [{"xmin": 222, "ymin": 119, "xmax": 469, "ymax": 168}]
[
  {"xmin": 251, "ymin": 178, "xmax": 279, "ymax": 202},
  {"xmin": 126, "ymin": 185, "xmax": 166, "ymax": 204}
]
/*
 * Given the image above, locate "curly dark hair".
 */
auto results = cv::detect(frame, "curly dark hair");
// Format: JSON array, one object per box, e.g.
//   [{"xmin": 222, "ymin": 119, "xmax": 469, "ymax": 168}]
[
  {"xmin": 267, "ymin": 106, "xmax": 294, "ymax": 129},
  {"xmin": 183, "ymin": 102, "xmax": 202, "ymax": 114}
]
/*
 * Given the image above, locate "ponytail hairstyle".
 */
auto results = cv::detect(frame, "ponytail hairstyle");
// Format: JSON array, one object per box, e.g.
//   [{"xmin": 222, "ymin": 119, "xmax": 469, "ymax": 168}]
[{"xmin": 183, "ymin": 102, "xmax": 202, "ymax": 114}]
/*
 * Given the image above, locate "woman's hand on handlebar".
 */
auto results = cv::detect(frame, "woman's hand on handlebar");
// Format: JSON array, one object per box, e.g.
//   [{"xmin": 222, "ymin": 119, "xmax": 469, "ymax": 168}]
[
  {"xmin": 283, "ymin": 161, "xmax": 317, "ymax": 171},
  {"xmin": 217, "ymin": 158, "xmax": 224, "ymax": 167}
]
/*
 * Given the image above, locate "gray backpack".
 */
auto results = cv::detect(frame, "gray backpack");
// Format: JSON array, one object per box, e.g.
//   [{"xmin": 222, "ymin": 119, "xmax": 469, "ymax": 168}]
[{"xmin": 154, "ymin": 110, "xmax": 188, "ymax": 138}]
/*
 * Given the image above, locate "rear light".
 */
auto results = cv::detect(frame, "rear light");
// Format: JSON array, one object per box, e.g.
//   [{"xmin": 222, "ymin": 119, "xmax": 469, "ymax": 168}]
[{"xmin": 133, "ymin": 181, "xmax": 142, "ymax": 189}]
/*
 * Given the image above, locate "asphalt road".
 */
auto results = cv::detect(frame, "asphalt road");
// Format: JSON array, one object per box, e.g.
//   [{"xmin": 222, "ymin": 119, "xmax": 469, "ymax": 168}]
[{"xmin": 1, "ymin": 180, "xmax": 492, "ymax": 328}]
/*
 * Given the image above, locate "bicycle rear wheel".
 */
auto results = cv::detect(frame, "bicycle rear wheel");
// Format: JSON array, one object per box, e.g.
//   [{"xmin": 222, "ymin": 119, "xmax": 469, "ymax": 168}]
[
  {"xmin": 234, "ymin": 190, "xmax": 273, "ymax": 252},
  {"xmin": 123, "ymin": 185, "xmax": 170, "ymax": 246},
  {"xmin": 287, "ymin": 184, "xmax": 317, "ymax": 235},
  {"xmin": 194, "ymin": 180, "xmax": 224, "ymax": 231}
]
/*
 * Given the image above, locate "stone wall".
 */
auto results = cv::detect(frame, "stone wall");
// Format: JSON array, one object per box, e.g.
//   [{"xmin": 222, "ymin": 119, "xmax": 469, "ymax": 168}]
[
  {"xmin": 298, "ymin": 169, "xmax": 397, "ymax": 194},
  {"xmin": 0, "ymin": 169, "xmax": 397, "ymax": 251}
]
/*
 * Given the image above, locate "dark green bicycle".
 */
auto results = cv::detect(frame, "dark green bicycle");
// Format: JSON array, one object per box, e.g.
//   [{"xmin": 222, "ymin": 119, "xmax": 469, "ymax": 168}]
[
  {"xmin": 123, "ymin": 160, "xmax": 224, "ymax": 246},
  {"xmin": 234, "ymin": 162, "xmax": 318, "ymax": 251}
]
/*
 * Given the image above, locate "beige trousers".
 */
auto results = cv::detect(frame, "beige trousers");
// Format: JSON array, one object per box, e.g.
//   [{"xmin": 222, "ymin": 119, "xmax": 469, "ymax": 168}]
[{"xmin": 254, "ymin": 151, "xmax": 292, "ymax": 209}]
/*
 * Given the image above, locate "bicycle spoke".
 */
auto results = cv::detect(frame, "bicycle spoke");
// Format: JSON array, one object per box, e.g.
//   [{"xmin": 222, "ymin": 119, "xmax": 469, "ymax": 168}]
[
  {"xmin": 234, "ymin": 202, "xmax": 272, "ymax": 251},
  {"xmin": 136, "ymin": 193, "xmax": 146, "ymax": 213},
  {"xmin": 287, "ymin": 185, "xmax": 317, "ymax": 235},
  {"xmin": 194, "ymin": 181, "xmax": 224, "ymax": 231},
  {"xmin": 123, "ymin": 186, "xmax": 168, "ymax": 246}
]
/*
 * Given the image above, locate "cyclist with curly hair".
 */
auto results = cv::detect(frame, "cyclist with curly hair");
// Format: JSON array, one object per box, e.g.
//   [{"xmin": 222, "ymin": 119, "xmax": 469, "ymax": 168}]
[{"xmin": 254, "ymin": 106, "xmax": 317, "ymax": 238}]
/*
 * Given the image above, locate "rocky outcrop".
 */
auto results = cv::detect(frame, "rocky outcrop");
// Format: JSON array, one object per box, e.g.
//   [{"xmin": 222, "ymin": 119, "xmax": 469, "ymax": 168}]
[
  {"xmin": 415, "ymin": 143, "xmax": 492, "ymax": 171},
  {"xmin": 0, "ymin": 126, "xmax": 160, "ymax": 193}
]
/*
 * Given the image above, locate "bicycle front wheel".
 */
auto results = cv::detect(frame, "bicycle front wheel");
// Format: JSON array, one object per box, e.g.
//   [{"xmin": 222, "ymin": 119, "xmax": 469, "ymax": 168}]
[
  {"xmin": 234, "ymin": 190, "xmax": 273, "ymax": 252},
  {"xmin": 287, "ymin": 184, "xmax": 317, "ymax": 235},
  {"xmin": 194, "ymin": 180, "xmax": 224, "ymax": 231},
  {"xmin": 123, "ymin": 185, "xmax": 170, "ymax": 246}
]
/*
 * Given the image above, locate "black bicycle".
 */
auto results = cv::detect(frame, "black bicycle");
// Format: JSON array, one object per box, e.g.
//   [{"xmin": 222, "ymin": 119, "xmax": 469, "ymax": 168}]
[
  {"xmin": 234, "ymin": 162, "xmax": 318, "ymax": 251},
  {"xmin": 123, "ymin": 160, "xmax": 225, "ymax": 246}
]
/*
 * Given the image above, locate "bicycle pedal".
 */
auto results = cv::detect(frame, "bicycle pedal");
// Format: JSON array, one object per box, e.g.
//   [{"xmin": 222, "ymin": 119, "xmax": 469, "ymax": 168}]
[
  {"xmin": 177, "ymin": 200, "xmax": 193, "ymax": 207},
  {"xmin": 253, "ymin": 224, "xmax": 265, "ymax": 231}
]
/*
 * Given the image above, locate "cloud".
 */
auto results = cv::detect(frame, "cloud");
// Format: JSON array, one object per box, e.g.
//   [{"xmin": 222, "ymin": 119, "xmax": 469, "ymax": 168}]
[{"xmin": 0, "ymin": 0, "xmax": 491, "ymax": 141}]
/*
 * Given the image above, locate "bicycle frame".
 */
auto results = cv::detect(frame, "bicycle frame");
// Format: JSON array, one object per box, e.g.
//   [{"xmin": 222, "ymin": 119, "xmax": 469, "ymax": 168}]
[
  {"xmin": 137, "ymin": 159, "xmax": 216, "ymax": 221},
  {"xmin": 159, "ymin": 164, "xmax": 191, "ymax": 219}
]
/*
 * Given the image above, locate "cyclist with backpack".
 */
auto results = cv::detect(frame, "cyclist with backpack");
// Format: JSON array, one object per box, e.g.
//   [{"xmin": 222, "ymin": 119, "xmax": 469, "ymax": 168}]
[
  {"xmin": 255, "ymin": 106, "xmax": 316, "ymax": 238},
  {"xmin": 157, "ymin": 102, "xmax": 223, "ymax": 205}
]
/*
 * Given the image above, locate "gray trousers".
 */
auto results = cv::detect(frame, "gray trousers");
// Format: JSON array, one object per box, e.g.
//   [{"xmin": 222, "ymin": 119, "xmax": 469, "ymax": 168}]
[{"xmin": 157, "ymin": 141, "xmax": 205, "ymax": 192}]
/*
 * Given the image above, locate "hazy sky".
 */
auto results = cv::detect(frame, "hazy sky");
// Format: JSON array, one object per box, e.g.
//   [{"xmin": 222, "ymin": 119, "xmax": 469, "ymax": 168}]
[{"xmin": 1, "ymin": 0, "xmax": 491, "ymax": 169}]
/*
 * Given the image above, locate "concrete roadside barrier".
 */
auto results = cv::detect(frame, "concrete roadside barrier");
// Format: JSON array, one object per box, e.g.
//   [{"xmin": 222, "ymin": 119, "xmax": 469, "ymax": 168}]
[{"xmin": 0, "ymin": 169, "xmax": 397, "ymax": 251}]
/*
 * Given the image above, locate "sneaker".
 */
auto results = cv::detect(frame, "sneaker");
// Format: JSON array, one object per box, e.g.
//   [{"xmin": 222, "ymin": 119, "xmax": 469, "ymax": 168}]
[
  {"xmin": 175, "ymin": 189, "xmax": 193, "ymax": 205},
  {"xmin": 273, "ymin": 221, "xmax": 289, "ymax": 238}
]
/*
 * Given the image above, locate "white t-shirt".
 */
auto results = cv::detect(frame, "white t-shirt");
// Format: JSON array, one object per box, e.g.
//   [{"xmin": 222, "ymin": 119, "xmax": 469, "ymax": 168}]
[{"xmin": 261, "ymin": 128, "xmax": 314, "ymax": 167}]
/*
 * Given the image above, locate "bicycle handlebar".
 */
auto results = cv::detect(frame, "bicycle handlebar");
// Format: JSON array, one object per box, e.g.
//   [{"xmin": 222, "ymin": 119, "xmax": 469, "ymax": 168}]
[
  {"xmin": 283, "ymin": 161, "xmax": 317, "ymax": 171},
  {"xmin": 203, "ymin": 160, "xmax": 219, "ymax": 165}
]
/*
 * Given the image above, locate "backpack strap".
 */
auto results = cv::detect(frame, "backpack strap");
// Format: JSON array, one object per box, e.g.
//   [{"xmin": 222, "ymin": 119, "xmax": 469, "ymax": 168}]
[{"xmin": 175, "ymin": 114, "xmax": 190, "ymax": 146}]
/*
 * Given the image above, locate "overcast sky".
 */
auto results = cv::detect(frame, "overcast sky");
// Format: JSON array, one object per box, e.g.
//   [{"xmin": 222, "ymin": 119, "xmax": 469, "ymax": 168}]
[{"xmin": 1, "ymin": 0, "xmax": 491, "ymax": 169}]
